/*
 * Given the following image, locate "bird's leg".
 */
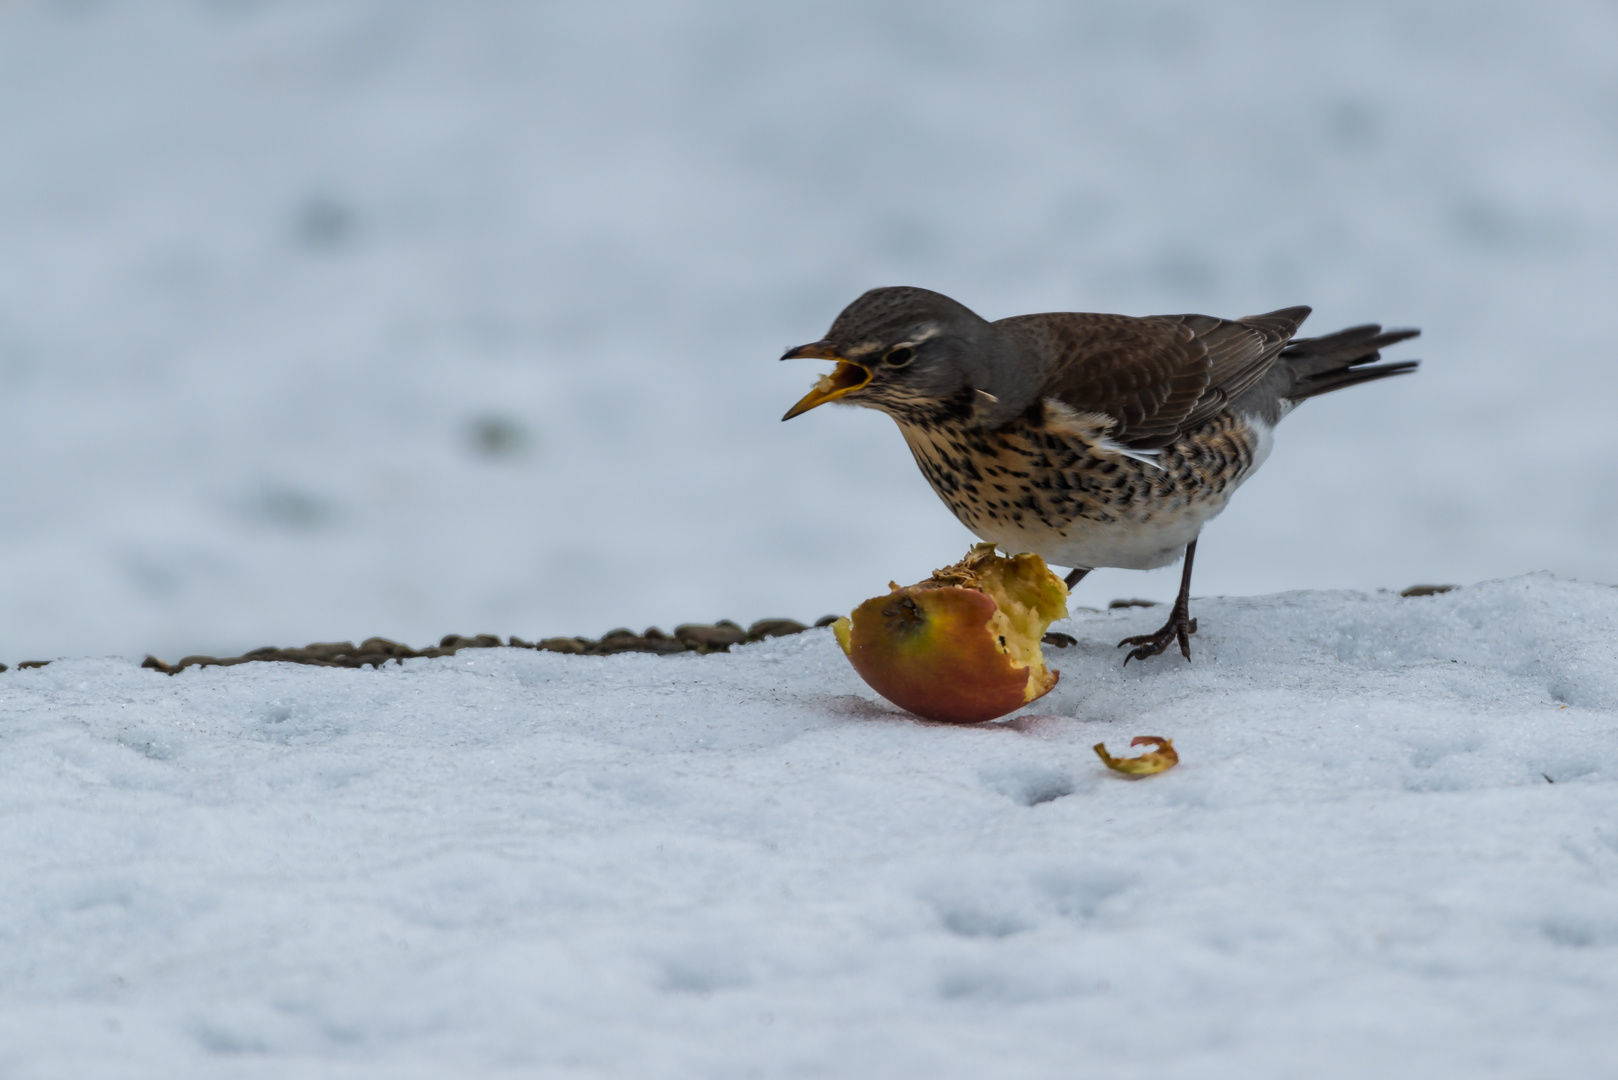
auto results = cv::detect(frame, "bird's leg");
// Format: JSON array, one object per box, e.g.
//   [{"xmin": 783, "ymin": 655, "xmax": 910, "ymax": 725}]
[
  {"xmin": 1063, "ymin": 567, "xmax": 1090, "ymax": 590},
  {"xmin": 1117, "ymin": 539, "xmax": 1200, "ymax": 665}
]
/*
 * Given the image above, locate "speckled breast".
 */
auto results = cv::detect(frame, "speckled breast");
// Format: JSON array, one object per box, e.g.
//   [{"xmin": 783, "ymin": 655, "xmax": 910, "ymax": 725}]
[{"xmin": 896, "ymin": 412, "xmax": 1269, "ymax": 571}]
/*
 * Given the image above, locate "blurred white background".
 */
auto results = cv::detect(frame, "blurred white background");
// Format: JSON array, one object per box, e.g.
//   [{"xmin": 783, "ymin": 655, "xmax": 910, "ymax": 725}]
[{"xmin": 0, "ymin": 0, "xmax": 1614, "ymax": 660}]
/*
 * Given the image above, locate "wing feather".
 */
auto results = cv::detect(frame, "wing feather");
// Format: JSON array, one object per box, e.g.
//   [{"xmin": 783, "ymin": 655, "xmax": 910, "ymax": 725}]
[{"xmin": 999, "ymin": 306, "xmax": 1310, "ymax": 448}]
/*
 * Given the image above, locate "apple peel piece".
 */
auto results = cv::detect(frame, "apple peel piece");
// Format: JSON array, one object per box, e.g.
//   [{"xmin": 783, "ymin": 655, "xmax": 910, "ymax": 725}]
[
  {"xmin": 1093, "ymin": 736, "xmax": 1179, "ymax": 777},
  {"xmin": 832, "ymin": 543, "xmax": 1069, "ymax": 724}
]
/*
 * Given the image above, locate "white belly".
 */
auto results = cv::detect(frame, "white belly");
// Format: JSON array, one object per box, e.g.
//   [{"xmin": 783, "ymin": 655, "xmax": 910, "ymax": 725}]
[{"xmin": 974, "ymin": 502, "xmax": 1213, "ymax": 571}]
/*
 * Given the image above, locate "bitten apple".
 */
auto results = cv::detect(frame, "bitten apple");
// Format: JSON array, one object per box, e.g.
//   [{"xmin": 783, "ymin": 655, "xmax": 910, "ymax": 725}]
[{"xmin": 832, "ymin": 543, "xmax": 1069, "ymax": 724}]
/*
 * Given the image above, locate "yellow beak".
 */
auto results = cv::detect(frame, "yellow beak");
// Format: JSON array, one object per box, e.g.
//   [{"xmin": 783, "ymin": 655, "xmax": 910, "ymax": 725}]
[{"xmin": 780, "ymin": 342, "xmax": 873, "ymax": 420}]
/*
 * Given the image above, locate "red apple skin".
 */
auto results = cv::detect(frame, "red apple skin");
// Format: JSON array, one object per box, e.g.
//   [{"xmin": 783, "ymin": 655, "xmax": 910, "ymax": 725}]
[{"xmin": 842, "ymin": 585, "xmax": 1059, "ymax": 724}]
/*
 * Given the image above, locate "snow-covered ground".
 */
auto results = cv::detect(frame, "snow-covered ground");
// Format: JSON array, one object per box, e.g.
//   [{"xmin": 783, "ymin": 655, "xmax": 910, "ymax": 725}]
[
  {"xmin": 0, "ymin": 1, "xmax": 1615, "ymax": 661},
  {"xmin": 4, "ymin": 578, "xmax": 1616, "ymax": 1078}
]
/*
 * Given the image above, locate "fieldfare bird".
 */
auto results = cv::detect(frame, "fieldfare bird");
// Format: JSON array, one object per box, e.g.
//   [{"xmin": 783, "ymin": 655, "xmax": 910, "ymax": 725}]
[{"xmin": 781, "ymin": 287, "xmax": 1419, "ymax": 664}]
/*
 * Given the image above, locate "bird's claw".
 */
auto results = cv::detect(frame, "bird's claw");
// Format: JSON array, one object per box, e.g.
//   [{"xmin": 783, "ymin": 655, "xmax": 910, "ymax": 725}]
[{"xmin": 1117, "ymin": 614, "xmax": 1197, "ymax": 665}]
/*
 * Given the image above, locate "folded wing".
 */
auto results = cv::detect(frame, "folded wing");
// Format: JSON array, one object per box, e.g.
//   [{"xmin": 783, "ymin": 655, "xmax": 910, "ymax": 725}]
[{"xmin": 998, "ymin": 306, "xmax": 1312, "ymax": 449}]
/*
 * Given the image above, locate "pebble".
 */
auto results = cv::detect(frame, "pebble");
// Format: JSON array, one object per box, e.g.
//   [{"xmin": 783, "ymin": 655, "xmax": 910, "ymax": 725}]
[
  {"xmin": 130, "ymin": 616, "xmax": 829, "ymax": 674},
  {"xmin": 673, "ymin": 622, "xmax": 749, "ymax": 652},
  {"xmin": 746, "ymin": 618, "xmax": 808, "ymax": 641}
]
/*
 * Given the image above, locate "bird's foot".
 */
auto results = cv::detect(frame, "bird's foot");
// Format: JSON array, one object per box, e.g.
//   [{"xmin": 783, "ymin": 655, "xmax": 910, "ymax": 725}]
[{"xmin": 1117, "ymin": 607, "xmax": 1197, "ymax": 665}]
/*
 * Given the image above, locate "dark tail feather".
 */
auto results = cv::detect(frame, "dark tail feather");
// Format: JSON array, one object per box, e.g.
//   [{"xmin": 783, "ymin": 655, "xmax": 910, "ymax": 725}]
[
  {"xmin": 1291, "ymin": 358, "xmax": 1419, "ymax": 400},
  {"xmin": 1281, "ymin": 324, "xmax": 1420, "ymax": 402}
]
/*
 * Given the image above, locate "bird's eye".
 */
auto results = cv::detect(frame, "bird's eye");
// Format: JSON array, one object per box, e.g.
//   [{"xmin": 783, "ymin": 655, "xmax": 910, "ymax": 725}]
[{"xmin": 883, "ymin": 345, "xmax": 915, "ymax": 368}]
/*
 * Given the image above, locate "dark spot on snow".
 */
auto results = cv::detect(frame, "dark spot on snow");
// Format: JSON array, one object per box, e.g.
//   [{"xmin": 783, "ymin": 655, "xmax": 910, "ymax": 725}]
[
  {"xmin": 1108, "ymin": 598, "xmax": 1159, "ymax": 609},
  {"xmin": 1020, "ymin": 776, "xmax": 1074, "ymax": 805},
  {"xmin": 1041, "ymin": 632, "xmax": 1077, "ymax": 648},
  {"xmin": 1537, "ymin": 762, "xmax": 1596, "ymax": 785},
  {"xmin": 1324, "ymin": 99, "xmax": 1381, "ymax": 150},
  {"xmin": 938, "ymin": 968, "xmax": 1014, "ymax": 1000},
  {"xmin": 117, "ymin": 737, "xmax": 172, "ymax": 762},
  {"xmin": 1540, "ymin": 919, "xmax": 1610, "ymax": 949},
  {"xmin": 658, "ymin": 955, "xmax": 750, "ymax": 995},
  {"xmin": 294, "ymin": 196, "xmax": 354, "ymax": 250},
  {"xmin": 985, "ymin": 766, "xmax": 1075, "ymax": 807},
  {"xmin": 1035, "ymin": 866, "xmax": 1134, "ymax": 921},
  {"xmin": 1400, "ymin": 584, "xmax": 1458, "ymax": 597},
  {"xmin": 1409, "ymin": 747, "xmax": 1442, "ymax": 770},
  {"xmin": 819, "ymin": 694, "xmax": 909, "ymax": 721},
  {"xmin": 933, "ymin": 900, "xmax": 1027, "ymax": 939},
  {"xmin": 249, "ymin": 485, "xmax": 335, "ymax": 531},
  {"xmin": 467, "ymin": 415, "xmax": 529, "ymax": 458},
  {"xmin": 192, "ymin": 1021, "xmax": 270, "ymax": 1056}
]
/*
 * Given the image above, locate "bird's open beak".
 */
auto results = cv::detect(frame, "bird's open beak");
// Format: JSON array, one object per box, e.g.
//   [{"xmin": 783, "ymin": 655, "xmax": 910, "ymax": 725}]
[{"xmin": 780, "ymin": 341, "xmax": 873, "ymax": 420}]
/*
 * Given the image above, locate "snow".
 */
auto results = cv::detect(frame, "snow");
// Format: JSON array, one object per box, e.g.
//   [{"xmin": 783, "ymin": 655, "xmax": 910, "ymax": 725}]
[
  {"xmin": 3, "ymin": 2, "xmax": 1617, "ymax": 1075},
  {"xmin": 4, "ymin": 576, "xmax": 1617, "ymax": 1077},
  {"xmin": 0, "ymin": 1, "xmax": 1616, "ymax": 660}
]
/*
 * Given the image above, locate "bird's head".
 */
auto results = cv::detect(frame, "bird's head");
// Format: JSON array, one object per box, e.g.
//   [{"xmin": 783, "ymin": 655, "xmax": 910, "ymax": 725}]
[{"xmin": 780, "ymin": 287, "xmax": 1000, "ymax": 422}]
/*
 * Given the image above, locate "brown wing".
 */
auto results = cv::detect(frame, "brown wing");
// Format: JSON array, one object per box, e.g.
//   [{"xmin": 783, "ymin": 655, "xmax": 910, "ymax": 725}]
[
  {"xmin": 1000, "ymin": 306, "xmax": 1311, "ymax": 449},
  {"xmin": 995, "ymin": 313, "xmax": 1210, "ymax": 448}
]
